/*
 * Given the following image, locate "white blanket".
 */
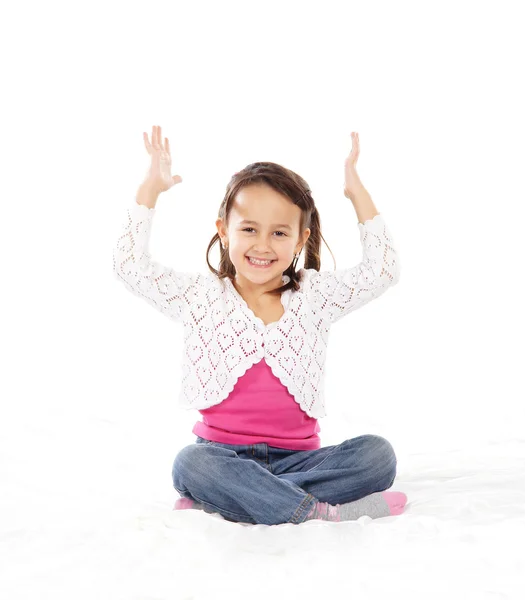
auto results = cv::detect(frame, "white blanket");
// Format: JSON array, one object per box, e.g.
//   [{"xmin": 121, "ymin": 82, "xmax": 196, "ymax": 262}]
[{"xmin": 2, "ymin": 408, "xmax": 523, "ymax": 600}]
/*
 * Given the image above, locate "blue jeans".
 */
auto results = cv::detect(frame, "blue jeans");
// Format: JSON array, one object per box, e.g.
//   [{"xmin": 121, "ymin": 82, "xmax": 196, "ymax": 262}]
[{"xmin": 172, "ymin": 434, "xmax": 398, "ymax": 526}]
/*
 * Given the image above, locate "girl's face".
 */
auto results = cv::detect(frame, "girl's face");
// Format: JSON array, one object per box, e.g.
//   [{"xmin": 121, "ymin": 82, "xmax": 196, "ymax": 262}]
[{"xmin": 216, "ymin": 184, "xmax": 310, "ymax": 298}]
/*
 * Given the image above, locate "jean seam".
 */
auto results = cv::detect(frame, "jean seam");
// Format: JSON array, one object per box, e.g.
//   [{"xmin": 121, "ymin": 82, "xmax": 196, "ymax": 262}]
[{"xmin": 289, "ymin": 493, "xmax": 317, "ymax": 524}]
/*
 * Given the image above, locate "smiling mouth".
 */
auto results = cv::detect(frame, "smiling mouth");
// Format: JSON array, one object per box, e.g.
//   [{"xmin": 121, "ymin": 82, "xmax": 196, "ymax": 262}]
[{"xmin": 246, "ymin": 256, "xmax": 276, "ymax": 267}]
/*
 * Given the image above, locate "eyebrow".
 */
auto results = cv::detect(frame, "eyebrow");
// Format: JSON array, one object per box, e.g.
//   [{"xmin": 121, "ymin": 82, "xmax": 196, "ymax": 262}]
[{"xmin": 238, "ymin": 219, "xmax": 292, "ymax": 231}]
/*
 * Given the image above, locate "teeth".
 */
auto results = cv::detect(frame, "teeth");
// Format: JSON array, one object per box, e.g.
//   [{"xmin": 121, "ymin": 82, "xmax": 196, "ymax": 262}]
[{"xmin": 248, "ymin": 257, "xmax": 273, "ymax": 265}]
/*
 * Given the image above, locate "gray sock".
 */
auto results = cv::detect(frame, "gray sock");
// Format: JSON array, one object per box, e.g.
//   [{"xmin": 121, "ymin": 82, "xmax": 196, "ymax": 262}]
[{"xmin": 304, "ymin": 492, "xmax": 391, "ymax": 522}]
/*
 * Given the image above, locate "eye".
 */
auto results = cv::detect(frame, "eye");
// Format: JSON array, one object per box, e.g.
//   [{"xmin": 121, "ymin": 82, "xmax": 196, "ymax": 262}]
[{"xmin": 242, "ymin": 228, "xmax": 286, "ymax": 237}]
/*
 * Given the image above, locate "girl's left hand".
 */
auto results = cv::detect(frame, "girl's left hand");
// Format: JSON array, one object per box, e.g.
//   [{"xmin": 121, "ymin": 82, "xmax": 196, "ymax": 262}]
[{"xmin": 344, "ymin": 132, "xmax": 364, "ymax": 199}]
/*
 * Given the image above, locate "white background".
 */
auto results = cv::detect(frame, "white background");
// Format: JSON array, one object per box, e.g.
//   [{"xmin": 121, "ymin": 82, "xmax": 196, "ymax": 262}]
[{"xmin": 1, "ymin": 1, "xmax": 524, "ymax": 599}]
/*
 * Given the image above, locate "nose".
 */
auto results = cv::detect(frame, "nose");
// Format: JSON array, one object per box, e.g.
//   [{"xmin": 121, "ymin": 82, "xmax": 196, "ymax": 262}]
[
  {"xmin": 245, "ymin": 232, "xmax": 281, "ymax": 257},
  {"xmin": 251, "ymin": 238, "xmax": 274, "ymax": 251},
  {"xmin": 251, "ymin": 244, "xmax": 275, "ymax": 255}
]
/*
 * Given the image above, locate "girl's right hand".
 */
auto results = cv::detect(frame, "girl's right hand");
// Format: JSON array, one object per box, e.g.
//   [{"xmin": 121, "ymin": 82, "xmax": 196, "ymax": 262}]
[{"xmin": 142, "ymin": 125, "xmax": 183, "ymax": 193}]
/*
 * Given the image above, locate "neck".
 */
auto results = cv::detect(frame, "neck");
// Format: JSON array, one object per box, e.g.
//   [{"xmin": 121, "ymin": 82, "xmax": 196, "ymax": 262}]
[{"xmin": 232, "ymin": 274, "xmax": 284, "ymax": 302}]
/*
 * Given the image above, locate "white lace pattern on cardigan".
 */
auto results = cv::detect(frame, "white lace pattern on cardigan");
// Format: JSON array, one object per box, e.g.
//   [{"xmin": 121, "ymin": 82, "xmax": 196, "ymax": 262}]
[{"xmin": 113, "ymin": 201, "xmax": 400, "ymax": 418}]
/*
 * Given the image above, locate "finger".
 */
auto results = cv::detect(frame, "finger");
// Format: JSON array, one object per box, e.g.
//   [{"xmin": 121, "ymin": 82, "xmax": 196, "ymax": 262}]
[
  {"xmin": 143, "ymin": 131, "xmax": 151, "ymax": 150},
  {"xmin": 165, "ymin": 137, "xmax": 170, "ymax": 155}
]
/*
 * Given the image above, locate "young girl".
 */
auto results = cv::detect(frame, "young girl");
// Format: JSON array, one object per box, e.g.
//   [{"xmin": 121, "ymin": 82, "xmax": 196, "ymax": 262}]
[{"xmin": 113, "ymin": 125, "xmax": 406, "ymax": 526}]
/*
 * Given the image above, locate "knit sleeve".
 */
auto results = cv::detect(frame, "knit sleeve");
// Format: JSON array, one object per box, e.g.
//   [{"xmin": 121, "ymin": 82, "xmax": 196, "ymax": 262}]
[
  {"xmin": 112, "ymin": 201, "xmax": 205, "ymax": 324},
  {"xmin": 306, "ymin": 213, "xmax": 400, "ymax": 325}
]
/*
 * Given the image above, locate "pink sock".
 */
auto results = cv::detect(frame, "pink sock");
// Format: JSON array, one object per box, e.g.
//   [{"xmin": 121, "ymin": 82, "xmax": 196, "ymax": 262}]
[
  {"xmin": 173, "ymin": 497, "xmax": 201, "ymax": 510},
  {"xmin": 381, "ymin": 491, "xmax": 407, "ymax": 516}
]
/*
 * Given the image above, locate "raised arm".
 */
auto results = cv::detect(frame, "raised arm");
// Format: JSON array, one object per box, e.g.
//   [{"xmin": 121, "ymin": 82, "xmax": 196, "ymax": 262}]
[
  {"xmin": 112, "ymin": 126, "xmax": 205, "ymax": 323},
  {"xmin": 112, "ymin": 196, "xmax": 205, "ymax": 324},
  {"xmin": 305, "ymin": 212, "xmax": 400, "ymax": 325},
  {"xmin": 307, "ymin": 132, "xmax": 400, "ymax": 324}
]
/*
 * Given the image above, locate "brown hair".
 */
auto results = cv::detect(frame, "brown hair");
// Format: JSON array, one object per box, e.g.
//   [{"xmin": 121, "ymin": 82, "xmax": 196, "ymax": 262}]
[{"xmin": 205, "ymin": 161, "xmax": 336, "ymax": 297}]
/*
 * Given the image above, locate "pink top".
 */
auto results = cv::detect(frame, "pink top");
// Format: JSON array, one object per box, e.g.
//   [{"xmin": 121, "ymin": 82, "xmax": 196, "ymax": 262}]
[{"xmin": 192, "ymin": 357, "xmax": 321, "ymax": 450}]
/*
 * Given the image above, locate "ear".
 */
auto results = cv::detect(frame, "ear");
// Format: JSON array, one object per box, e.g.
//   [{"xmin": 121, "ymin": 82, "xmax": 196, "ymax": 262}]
[
  {"xmin": 297, "ymin": 228, "xmax": 311, "ymax": 252},
  {"xmin": 216, "ymin": 218, "xmax": 227, "ymax": 238}
]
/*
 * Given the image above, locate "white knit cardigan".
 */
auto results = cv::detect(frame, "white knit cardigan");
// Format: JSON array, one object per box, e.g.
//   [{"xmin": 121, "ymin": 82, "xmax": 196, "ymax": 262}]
[{"xmin": 113, "ymin": 201, "xmax": 400, "ymax": 418}]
